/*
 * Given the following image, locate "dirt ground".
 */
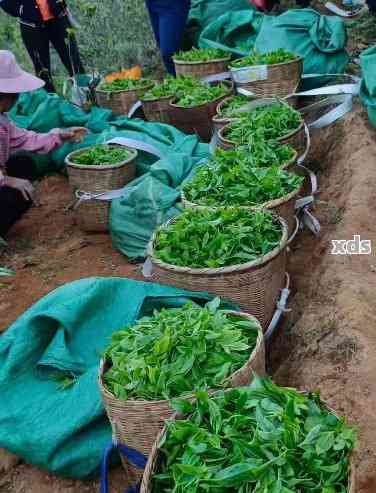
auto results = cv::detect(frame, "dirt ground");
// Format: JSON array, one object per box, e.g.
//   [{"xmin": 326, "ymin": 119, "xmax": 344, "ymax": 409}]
[
  {"xmin": 1, "ymin": 104, "xmax": 375, "ymax": 493},
  {"xmin": 1, "ymin": 12, "xmax": 376, "ymax": 489}
]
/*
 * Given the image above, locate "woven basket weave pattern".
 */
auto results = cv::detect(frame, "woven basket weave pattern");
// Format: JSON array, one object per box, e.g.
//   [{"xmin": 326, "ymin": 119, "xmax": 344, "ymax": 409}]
[
  {"xmin": 168, "ymin": 81, "xmax": 233, "ymax": 142},
  {"xmin": 65, "ymin": 145, "xmax": 137, "ymax": 232},
  {"xmin": 96, "ymin": 83, "xmax": 153, "ymax": 116},
  {"xmin": 99, "ymin": 311, "xmax": 265, "ymax": 474},
  {"xmin": 141, "ymin": 96, "xmax": 173, "ymax": 123},
  {"xmin": 231, "ymin": 58, "xmax": 303, "ymax": 98},
  {"xmin": 173, "ymin": 57, "xmax": 230, "ymax": 79}
]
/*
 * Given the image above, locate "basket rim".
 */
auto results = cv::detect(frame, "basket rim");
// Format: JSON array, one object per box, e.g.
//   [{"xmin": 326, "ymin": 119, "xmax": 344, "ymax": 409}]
[
  {"xmin": 169, "ymin": 80, "xmax": 233, "ymax": 110},
  {"xmin": 96, "ymin": 81, "xmax": 154, "ymax": 95},
  {"xmin": 229, "ymin": 55, "xmax": 303, "ymax": 72},
  {"xmin": 147, "ymin": 213, "xmax": 288, "ymax": 275},
  {"xmin": 65, "ymin": 144, "xmax": 138, "ymax": 170},
  {"xmin": 99, "ymin": 309, "xmax": 263, "ymax": 404},
  {"xmin": 173, "ymin": 55, "xmax": 232, "ymax": 65},
  {"xmin": 140, "ymin": 94, "xmax": 175, "ymax": 103},
  {"xmin": 181, "ymin": 180, "xmax": 302, "ymax": 211},
  {"xmin": 218, "ymin": 118, "xmax": 304, "ymax": 146}
]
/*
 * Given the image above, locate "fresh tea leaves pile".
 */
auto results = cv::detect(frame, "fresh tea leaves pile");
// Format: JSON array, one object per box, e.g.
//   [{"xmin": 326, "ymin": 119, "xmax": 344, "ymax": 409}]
[
  {"xmin": 230, "ymin": 49, "xmax": 299, "ymax": 69},
  {"xmin": 174, "ymin": 82, "xmax": 230, "ymax": 108},
  {"xmin": 103, "ymin": 298, "xmax": 261, "ymax": 400},
  {"xmin": 70, "ymin": 145, "xmax": 132, "ymax": 166},
  {"xmin": 184, "ymin": 160, "xmax": 303, "ymax": 207},
  {"xmin": 152, "ymin": 377, "xmax": 356, "ymax": 493},
  {"xmin": 225, "ymin": 102, "xmax": 303, "ymax": 144},
  {"xmin": 153, "ymin": 208, "xmax": 283, "ymax": 268},
  {"xmin": 99, "ymin": 77, "xmax": 153, "ymax": 92},
  {"xmin": 219, "ymin": 95, "xmax": 254, "ymax": 118},
  {"xmin": 142, "ymin": 77, "xmax": 179, "ymax": 101},
  {"xmin": 174, "ymin": 47, "xmax": 229, "ymax": 62}
]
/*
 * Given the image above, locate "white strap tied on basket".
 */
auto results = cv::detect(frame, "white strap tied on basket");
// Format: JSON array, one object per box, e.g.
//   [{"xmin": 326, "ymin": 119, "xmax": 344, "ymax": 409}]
[
  {"xmin": 72, "ymin": 138, "xmax": 165, "ymax": 209},
  {"xmin": 106, "ymin": 137, "xmax": 165, "ymax": 159},
  {"xmin": 264, "ymin": 273, "xmax": 291, "ymax": 341},
  {"xmin": 202, "ymin": 72, "xmax": 231, "ymax": 83},
  {"xmin": 142, "ymin": 257, "xmax": 153, "ymax": 278},
  {"xmin": 127, "ymin": 100, "xmax": 143, "ymax": 118}
]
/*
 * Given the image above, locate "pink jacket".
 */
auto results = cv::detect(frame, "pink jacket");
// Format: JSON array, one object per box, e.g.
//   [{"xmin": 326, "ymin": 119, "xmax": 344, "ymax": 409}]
[{"xmin": 0, "ymin": 113, "xmax": 63, "ymax": 186}]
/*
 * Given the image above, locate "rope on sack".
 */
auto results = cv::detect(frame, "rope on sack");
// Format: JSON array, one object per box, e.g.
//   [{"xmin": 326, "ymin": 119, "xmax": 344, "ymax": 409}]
[{"xmin": 100, "ymin": 437, "xmax": 147, "ymax": 493}]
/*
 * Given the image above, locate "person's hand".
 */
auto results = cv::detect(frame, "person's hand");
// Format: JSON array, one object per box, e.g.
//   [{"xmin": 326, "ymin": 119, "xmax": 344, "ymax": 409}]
[
  {"xmin": 4, "ymin": 176, "xmax": 35, "ymax": 201},
  {"xmin": 59, "ymin": 127, "xmax": 88, "ymax": 143}
]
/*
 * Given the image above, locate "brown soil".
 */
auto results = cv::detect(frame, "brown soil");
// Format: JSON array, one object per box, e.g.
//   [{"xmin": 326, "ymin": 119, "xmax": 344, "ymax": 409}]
[{"xmin": 1, "ymin": 104, "xmax": 376, "ymax": 492}]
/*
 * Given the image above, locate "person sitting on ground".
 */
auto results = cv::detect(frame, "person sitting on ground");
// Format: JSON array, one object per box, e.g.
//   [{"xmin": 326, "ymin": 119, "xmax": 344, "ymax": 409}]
[{"xmin": 0, "ymin": 50, "xmax": 87, "ymax": 237}]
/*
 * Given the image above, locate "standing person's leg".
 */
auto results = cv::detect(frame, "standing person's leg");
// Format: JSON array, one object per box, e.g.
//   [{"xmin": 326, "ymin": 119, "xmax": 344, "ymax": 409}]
[
  {"xmin": 148, "ymin": 0, "xmax": 191, "ymax": 75},
  {"xmin": 145, "ymin": 0, "xmax": 161, "ymax": 48},
  {"xmin": 20, "ymin": 23, "xmax": 55, "ymax": 92},
  {"xmin": 47, "ymin": 16, "xmax": 85, "ymax": 76},
  {"xmin": 0, "ymin": 156, "xmax": 37, "ymax": 236}
]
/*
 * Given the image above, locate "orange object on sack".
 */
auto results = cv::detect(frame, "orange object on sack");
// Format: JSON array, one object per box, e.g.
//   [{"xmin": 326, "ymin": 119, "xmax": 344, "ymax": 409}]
[{"xmin": 105, "ymin": 66, "xmax": 142, "ymax": 83}]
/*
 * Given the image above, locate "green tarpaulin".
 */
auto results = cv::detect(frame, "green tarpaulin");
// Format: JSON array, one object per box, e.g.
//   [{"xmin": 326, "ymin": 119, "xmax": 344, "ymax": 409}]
[
  {"xmin": 9, "ymin": 90, "xmax": 210, "ymax": 258},
  {"xmin": 0, "ymin": 277, "xmax": 229, "ymax": 478},
  {"xmin": 198, "ymin": 8, "xmax": 349, "ymax": 85},
  {"xmin": 360, "ymin": 45, "xmax": 376, "ymax": 128}
]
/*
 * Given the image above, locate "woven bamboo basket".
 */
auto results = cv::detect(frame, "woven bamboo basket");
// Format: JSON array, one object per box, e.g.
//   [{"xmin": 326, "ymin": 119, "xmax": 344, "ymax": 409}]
[
  {"xmin": 74, "ymin": 195, "xmax": 109, "ymax": 233},
  {"xmin": 168, "ymin": 81, "xmax": 234, "ymax": 142},
  {"xmin": 140, "ymin": 398, "xmax": 356, "ymax": 493},
  {"xmin": 217, "ymin": 118, "xmax": 305, "ymax": 153},
  {"xmin": 65, "ymin": 145, "xmax": 137, "ymax": 194},
  {"xmin": 147, "ymin": 215, "xmax": 288, "ymax": 329},
  {"xmin": 181, "ymin": 183, "xmax": 301, "ymax": 238},
  {"xmin": 99, "ymin": 311, "xmax": 265, "ymax": 479},
  {"xmin": 141, "ymin": 95, "xmax": 174, "ymax": 123},
  {"xmin": 95, "ymin": 82, "xmax": 153, "ymax": 116},
  {"xmin": 173, "ymin": 56, "xmax": 231, "ymax": 79},
  {"xmin": 213, "ymin": 93, "xmax": 300, "ymax": 134},
  {"xmin": 230, "ymin": 57, "xmax": 303, "ymax": 98}
]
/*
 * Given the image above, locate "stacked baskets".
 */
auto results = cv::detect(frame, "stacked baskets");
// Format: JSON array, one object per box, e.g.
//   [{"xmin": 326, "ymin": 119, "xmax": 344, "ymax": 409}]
[{"xmin": 65, "ymin": 144, "xmax": 137, "ymax": 232}]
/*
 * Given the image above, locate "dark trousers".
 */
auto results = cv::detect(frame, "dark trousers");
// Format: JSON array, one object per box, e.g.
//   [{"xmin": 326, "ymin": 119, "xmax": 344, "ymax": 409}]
[
  {"xmin": 145, "ymin": 0, "xmax": 191, "ymax": 75},
  {"xmin": 20, "ymin": 15, "xmax": 85, "ymax": 93},
  {"xmin": 0, "ymin": 156, "xmax": 37, "ymax": 237}
]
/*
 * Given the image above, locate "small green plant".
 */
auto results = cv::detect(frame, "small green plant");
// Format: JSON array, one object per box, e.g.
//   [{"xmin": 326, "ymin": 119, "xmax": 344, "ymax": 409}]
[
  {"xmin": 152, "ymin": 377, "xmax": 356, "ymax": 493},
  {"xmin": 230, "ymin": 49, "xmax": 298, "ymax": 69},
  {"xmin": 174, "ymin": 47, "xmax": 229, "ymax": 63},
  {"xmin": 104, "ymin": 298, "xmax": 260, "ymax": 400},
  {"xmin": 71, "ymin": 145, "xmax": 132, "ymax": 166},
  {"xmin": 142, "ymin": 77, "xmax": 179, "ymax": 101},
  {"xmin": 153, "ymin": 208, "xmax": 283, "ymax": 268},
  {"xmin": 99, "ymin": 77, "xmax": 153, "ymax": 92},
  {"xmin": 225, "ymin": 102, "xmax": 303, "ymax": 144},
  {"xmin": 184, "ymin": 161, "xmax": 303, "ymax": 207}
]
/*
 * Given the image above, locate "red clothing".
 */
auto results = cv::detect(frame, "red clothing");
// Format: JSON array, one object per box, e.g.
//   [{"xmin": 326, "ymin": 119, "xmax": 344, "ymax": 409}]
[
  {"xmin": 35, "ymin": 0, "xmax": 55, "ymax": 21},
  {"xmin": 0, "ymin": 113, "xmax": 62, "ymax": 186}
]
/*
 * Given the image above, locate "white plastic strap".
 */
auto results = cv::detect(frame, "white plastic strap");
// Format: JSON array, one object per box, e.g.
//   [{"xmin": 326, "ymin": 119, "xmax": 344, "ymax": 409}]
[
  {"xmin": 297, "ymin": 163, "xmax": 318, "ymax": 195},
  {"xmin": 202, "ymin": 72, "xmax": 231, "ymax": 83},
  {"xmin": 297, "ymin": 123, "xmax": 311, "ymax": 165},
  {"xmin": 297, "ymin": 73, "xmax": 361, "ymax": 96},
  {"xmin": 142, "ymin": 257, "xmax": 153, "ymax": 278},
  {"xmin": 287, "ymin": 216, "xmax": 300, "ymax": 245},
  {"xmin": 264, "ymin": 273, "xmax": 291, "ymax": 341},
  {"xmin": 106, "ymin": 137, "xmax": 165, "ymax": 159},
  {"xmin": 301, "ymin": 207, "xmax": 321, "ymax": 235},
  {"xmin": 73, "ymin": 189, "xmax": 125, "ymax": 209},
  {"xmin": 128, "ymin": 100, "xmax": 143, "ymax": 118},
  {"xmin": 324, "ymin": 1, "xmax": 365, "ymax": 16},
  {"xmin": 303, "ymin": 94, "xmax": 354, "ymax": 129}
]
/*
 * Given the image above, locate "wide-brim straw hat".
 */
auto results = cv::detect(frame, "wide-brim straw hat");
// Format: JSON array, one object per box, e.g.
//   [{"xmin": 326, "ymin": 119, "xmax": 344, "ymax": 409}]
[{"xmin": 0, "ymin": 50, "xmax": 45, "ymax": 93}]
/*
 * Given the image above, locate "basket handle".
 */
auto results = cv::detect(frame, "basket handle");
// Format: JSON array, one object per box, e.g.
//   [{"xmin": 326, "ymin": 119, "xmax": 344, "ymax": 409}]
[{"xmin": 100, "ymin": 441, "xmax": 147, "ymax": 493}]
